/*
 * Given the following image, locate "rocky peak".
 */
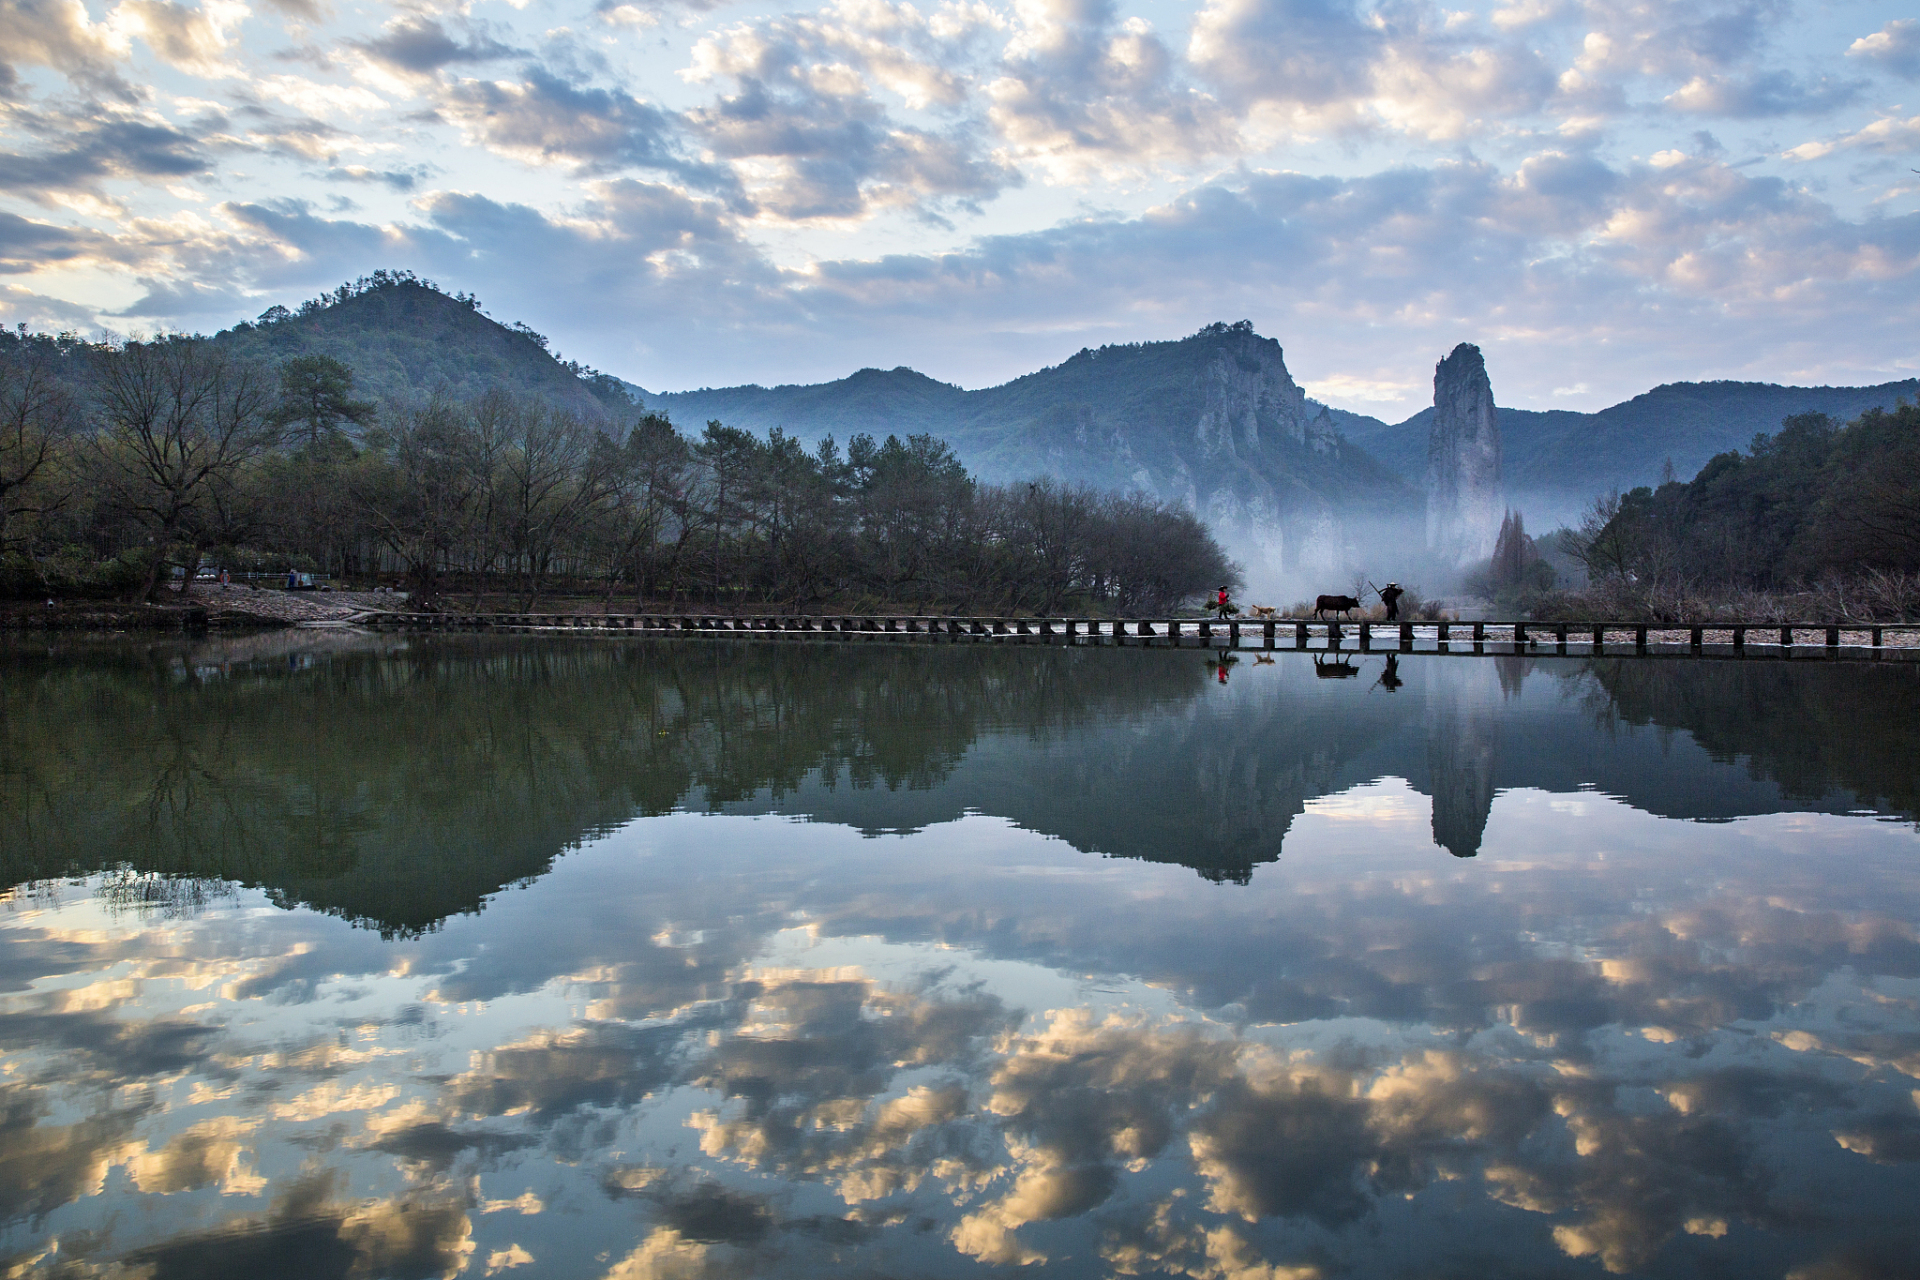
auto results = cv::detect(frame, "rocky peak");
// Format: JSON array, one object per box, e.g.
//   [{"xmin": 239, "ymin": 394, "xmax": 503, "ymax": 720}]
[
  {"xmin": 1425, "ymin": 343, "xmax": 1503, "ymax": 564},
  {"xmin": 1187, "ymin": 323, "xmax": 1314, "ymax": 458}
]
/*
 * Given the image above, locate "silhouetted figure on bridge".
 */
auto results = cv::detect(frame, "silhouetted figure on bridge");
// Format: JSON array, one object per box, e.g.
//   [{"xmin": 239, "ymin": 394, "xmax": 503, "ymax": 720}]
[{"xmin": 1380, "ymin": 583, "xmax": 1404, "ymax": 622}]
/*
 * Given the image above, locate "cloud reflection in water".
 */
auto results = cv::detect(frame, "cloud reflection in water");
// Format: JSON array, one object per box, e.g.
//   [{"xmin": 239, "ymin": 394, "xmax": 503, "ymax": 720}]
[{"xmin": 0, "ymin": 639, "xmax": 1916, "ymax": 1277}]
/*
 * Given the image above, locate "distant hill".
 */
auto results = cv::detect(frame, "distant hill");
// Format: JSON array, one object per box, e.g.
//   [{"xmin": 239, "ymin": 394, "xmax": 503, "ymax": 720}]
[
  {"xmin": 213, "ymin": 276, "xmax": 633, "ymax": 420},
  {"xmin": 653, "ymin": 329, "xmax": 1407, "ymax": 496},
  {"xmin": 651, "ymin": 345, "xmax": 1918, "ymax": 540},
  {"xmin": 1337, "ymin": 379, "xmax": 1920, "ymax": 520},
  {"xmin": 649, "ymin": 367, "xmax": 967, "ymax": 440},
  {"xmin": 657, "ymin": 324, "xmax": 1414, "ymax": 590}
]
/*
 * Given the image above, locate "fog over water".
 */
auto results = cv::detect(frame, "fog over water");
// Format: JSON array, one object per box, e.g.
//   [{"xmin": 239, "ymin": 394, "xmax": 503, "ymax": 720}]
[{"xmin": 1, "ymin": 635, "xmax": 1917, "ymax": 1279}]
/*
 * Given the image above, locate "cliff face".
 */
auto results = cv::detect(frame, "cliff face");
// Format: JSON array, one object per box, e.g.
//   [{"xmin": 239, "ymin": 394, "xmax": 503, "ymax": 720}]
[
  {"xmin": 957, "ymin": 323, "xmax": 1411, "ymax": 588},
  {"xmin": 651, "ymin": 322, "xmax": 1417, "ymax": 593},
  {"xmin": 1425, "ymin": 343, "xmax": 1503, "ymax": 563}
]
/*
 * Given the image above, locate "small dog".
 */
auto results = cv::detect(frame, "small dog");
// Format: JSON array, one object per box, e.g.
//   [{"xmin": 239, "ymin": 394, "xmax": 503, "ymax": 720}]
[
  {"xmin": 1246, "ymin": 605, "xmax": 1278, "ymax": 619},
  {"xmin": 1253, "ymin": 654, "xmax": 1275, "ymax": 664}
]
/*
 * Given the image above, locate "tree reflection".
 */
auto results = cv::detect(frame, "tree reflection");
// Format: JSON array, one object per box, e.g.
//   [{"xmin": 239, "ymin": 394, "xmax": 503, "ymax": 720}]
[{"xmin": 3, "ymin": 638, "xmax": 1917, "ymax": 936}]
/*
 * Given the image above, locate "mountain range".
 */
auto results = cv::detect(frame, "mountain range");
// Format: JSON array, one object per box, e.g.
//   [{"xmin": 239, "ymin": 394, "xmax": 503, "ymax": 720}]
[
  {"xmin": 202, "ymin": 280, "xmax": 1917, "ymax": 576},
  {"xmin": 1334, "ymin": 379, "xmax": 1920, "ymax": 518},
  {"xmin": 646, "ymin": 360, "xmax": 1919, "ymax": 528}
]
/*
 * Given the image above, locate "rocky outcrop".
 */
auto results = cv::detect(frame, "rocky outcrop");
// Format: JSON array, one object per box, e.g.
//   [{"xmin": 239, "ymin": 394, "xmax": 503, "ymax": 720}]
[
  {"xmin": 949, "ymin": 323, "xmax": 1413, "ymax": 591},
  {"xmin": 1425, "ymin": 343, "xmax": 1503, "ymax": 564},
  {"xmin": 646, "ymin": 322, "xmax": 1418, "ymax": 594},
  {"xmin": 1425, "ymin": 657, "xmax": 1501, "ymax": 858}
]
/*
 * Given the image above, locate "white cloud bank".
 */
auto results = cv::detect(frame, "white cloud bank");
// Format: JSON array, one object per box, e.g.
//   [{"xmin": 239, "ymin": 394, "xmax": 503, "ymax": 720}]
[{"xmin": 0, "ymin": 0, "xmax": 1915, "ymax": 410}]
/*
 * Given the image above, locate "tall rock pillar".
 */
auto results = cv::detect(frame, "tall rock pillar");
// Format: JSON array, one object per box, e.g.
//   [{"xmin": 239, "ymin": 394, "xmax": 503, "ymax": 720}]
[{"xmin": 1425, "ymin": 343, "xmax": 1503, "ymax": 563}]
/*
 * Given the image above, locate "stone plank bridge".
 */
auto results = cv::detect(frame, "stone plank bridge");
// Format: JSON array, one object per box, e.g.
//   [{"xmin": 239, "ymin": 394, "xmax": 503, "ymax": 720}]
[{"xmin": 362, "ymin": 612, "xmax": 1920, "ymax": 659}]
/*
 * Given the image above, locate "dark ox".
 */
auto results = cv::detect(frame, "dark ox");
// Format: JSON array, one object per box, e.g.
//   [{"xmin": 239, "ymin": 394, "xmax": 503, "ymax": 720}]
[{"xmin": 1314, "ymin": 594, "xmax": 1360, "ymax": 620}]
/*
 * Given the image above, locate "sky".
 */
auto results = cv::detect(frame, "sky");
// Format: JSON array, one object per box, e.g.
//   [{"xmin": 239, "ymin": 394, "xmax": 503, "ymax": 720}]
[{"xmin": 1, "ymin": 0, "xmax": 1916, "ymax": 416}]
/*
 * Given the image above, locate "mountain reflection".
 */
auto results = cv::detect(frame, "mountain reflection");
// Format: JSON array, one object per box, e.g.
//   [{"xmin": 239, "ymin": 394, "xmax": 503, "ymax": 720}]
[
  {"xmin": 3, "ymin": 637, "xmax": 1920, "ymax": 1276},
  {"xmin": 4, "ymin": 635, "xmax": 1916, "ymax": 933}
]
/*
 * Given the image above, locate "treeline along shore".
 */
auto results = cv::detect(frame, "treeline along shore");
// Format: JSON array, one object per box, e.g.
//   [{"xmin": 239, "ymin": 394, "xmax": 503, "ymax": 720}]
[{"xmin": 0, "ymin": 317, "xmax": 1235, "ymax": 617}]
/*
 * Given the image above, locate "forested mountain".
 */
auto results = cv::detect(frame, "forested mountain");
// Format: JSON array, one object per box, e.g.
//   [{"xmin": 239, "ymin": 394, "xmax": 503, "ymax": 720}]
[
  {"xmin": 660, "ymin": 324, "xmax": 1412, "ymax": 589},
  {"xmin": 655, "ymin": 325, "xmax": 1404, "ymax": 501},
  {"xmin": 653, "ymin": 335, "xmax": 1918, "ymax": 554},
  {"xmin": 16, "ymin": 269, "xmax": 1914, "ymax": 606},
  {"xmin": 1339, "ymin": 379, "xmax": 1920, "ymax": 512},
  {"xmin": 0, "ymin": 279, "xmax": 1235, "ymax": 611},
  {"xmin": 187, "ymin": 279, "xmax": 1916, "ymax": 535},
  {"xmin": 212, "ymin": 272, "xmax": 633, "ymax": 418}
]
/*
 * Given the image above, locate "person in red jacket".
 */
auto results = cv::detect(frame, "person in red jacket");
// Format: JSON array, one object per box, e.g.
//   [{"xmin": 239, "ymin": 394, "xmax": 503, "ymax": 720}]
[{"xmin": 1214, "ymin": 585, "xmax": 1233, "ymax": 620}]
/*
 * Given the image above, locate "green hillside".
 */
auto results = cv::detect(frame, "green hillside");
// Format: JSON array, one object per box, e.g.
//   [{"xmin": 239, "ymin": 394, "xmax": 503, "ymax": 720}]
[{"xmin": 212, "ymin": 274, "xmax": 634, "ymax": 419}]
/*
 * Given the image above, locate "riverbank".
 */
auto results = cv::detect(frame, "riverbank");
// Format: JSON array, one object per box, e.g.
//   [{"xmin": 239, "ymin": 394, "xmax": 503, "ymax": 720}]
[{"xmin": 2, "ymin": 587, "xmax": 401, "ymax": 631}]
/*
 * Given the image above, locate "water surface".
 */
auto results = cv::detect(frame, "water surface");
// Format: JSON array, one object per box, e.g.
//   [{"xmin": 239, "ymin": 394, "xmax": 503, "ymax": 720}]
[{"xmin": 2, "ymin": 635, "xmax": 1917, "ymax": 1279}]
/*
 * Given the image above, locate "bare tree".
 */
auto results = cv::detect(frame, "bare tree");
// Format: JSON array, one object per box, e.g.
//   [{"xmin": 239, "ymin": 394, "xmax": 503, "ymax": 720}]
[
  {"xmin": 0, "ymin": 345, "xmax": 78, "ymax": 560},
  {"xmin": 590, "ymin": 412, "xmax": 693, "ymax": 606},
  {"xmin": 495, "ymin": 396, "xmax": 609, "ymax": 610},
  {"xmin": 1563, "ymin": 491, "xmax": 1629, "ymax": 581},
  {"xmin": 353, "ymin": 397, "xmax": 487, "ymax": 607},
  {"xmin": 88, "ymin": 338, "xmax": 276, "ymax": 600}
]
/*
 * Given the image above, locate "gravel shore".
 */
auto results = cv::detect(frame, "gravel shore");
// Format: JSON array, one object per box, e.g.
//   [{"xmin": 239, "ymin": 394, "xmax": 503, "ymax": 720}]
[
  {"xmin": 193, "ymin": 586, "xmax": 403, "ymax": 625},
  {"xmin": 5, "ymin": 588, "xmax": 407, "ymax": 631}
]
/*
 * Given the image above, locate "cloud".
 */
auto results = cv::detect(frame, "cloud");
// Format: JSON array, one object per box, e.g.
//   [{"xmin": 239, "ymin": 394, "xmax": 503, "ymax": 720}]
[
  {"xmin": 327, "ymin": 163, "xmax": 431, "ymax": 191},
  {"xmin": 113, "ymin": 0, "xmax": 246, "ymax": 78},
  {"xmin": 0, "ymin": 0, "xmax": 134, "ymax": 98},
  {"xmin": 1782, "ymin": 116, "xmax": 1920, "ymax": 163},
  {"xmin": 124, "ymin": 1173, "xmax": 475, "ymax": 1280},
  {"xmin": 1569, "ymin": 0, "xmax": 1790, "ymax": 82},
  {"xmin": 0, "ymin": 281, "xmax": 106, "ymax": 326},
  {"xmin": 0, "ymin": 211, "xmax": 116, "ymax": 272},
  {"xmin": 1186, "ymin": 0, "xmax": 1562, "ymax": 140},
  {"xmin": 350, "ymin": 15, "xmax": 521, "ymax": 79},
  {"xmin": 0, "ymin": 1082, "xmax": 149, "ymax": 1222},
  {"xmin": 1848, "ymin": 19, "xmax": 1920, "ymax": 82},
  {"xmin": 0, "ymin": 108, "xmax": 207, "ymax": 203},
  {"xmin": 682, "ymin": 3, "xmax": 1017, "ymax": 216},
  {"xmin": 978, "ymin": 0, "xmax": 1238, "ymax": 179},
  {"xmin": 439, "ymin": 69, "xmax": 735, "ymax": 195},
  {"xmin": 1665, "ymin": 70, "xmax": 1862, "ymax": 118},
  {"xmin": 1365, "ymin": 33, "xmax": 1558, "ymax": 140},
  {"xmin": 595, "ymin": 0, "xmax": 737, "ymax": 27},
  {"xmin": 256, "ymin": 0, "xmax": 323, "ymax": 21}
]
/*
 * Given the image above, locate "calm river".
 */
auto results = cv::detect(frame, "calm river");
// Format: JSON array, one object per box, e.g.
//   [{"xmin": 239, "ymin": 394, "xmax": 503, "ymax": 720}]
[{"xmin": 2, "ymin": 634, "xmax": 1918, "ymax": 1279}]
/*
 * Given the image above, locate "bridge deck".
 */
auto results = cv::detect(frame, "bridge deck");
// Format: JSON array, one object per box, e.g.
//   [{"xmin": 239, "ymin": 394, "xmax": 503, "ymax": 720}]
[{"xmin": 360, "ymin": 612, "xmax": 1920, "ymax": 659}]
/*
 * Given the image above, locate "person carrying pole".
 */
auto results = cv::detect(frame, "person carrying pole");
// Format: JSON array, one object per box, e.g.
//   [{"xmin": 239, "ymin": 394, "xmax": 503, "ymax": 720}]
[
  {"xmin": 1215, "ymin": 585, "xmax": 1234, "ymax": 621},
  {"xmin": 1380, "ymin": 582, "xmax": 1404, "ymax": 622}
]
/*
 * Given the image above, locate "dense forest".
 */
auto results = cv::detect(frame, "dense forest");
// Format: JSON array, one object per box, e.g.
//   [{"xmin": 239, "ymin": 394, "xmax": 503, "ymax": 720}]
[
  {"xmin": 1538, "ymin": 404, "xmax": 1920, "ymax": 620},
  {"xmin": 0, "ymin": 277, "xmax": 1235, "ymax": 614}
]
